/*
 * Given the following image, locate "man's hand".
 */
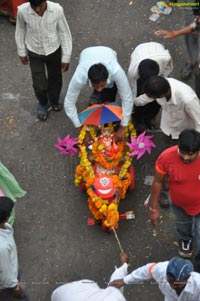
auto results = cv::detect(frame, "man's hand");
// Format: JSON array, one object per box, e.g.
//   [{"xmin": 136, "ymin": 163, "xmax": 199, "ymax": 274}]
[
  {"xmin": 149, "ymin": 209, "xmax": 161, "ymax": 227},
  {"xmin": 109, "ymin": 279, "xmax": 125, "ymax": 288},
  {"xmin": 120, "ymin": 252, "xmax": 129, "ymax": 264},
  {"xmin": 77, "ymin": 126, "xmax": 83, "ymax": 132},
  {"xmin": 12, "ymin": 285, "xmax": 26, "ymax": 298},
  {"xmin": 114, "ymin": 125, "xmax": 126, "ymax": 141},
  {"xmin": 154, "ymin": 30, "xmax": 177, "ymax": 39},
  {"xmin": 19, "ymin": 56, "xmax": 29, "ymax": 65},
  {"xmin": 61, "ymin": 63, "xmax": 69, "ymax": 72}
]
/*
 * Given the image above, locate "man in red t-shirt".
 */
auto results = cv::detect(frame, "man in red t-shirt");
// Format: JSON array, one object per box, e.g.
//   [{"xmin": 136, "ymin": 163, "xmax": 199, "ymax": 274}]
[{"xmin": 149, "ymin": 129, "xmax": 200, "ymax": 272}]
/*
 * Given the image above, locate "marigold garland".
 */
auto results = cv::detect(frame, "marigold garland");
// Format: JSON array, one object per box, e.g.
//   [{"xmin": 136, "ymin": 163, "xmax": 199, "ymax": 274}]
[{"xmin": 74, "ymin": 122, "xmax": 137, "ymax": 229}]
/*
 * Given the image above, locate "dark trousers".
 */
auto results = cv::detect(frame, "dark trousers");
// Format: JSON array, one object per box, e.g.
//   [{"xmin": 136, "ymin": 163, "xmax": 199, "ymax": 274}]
[
  {"xmin": 133, "ymin": 78, "xmax": 160, "ymax": 126},
  {"xmin": 194, "ymin": 65, "xmax": 200, "ymax": 99},
  {"xmin": 28, "ymin": 47, "xmax": 62, "ymax": 107},
  {"xmin": 89, "ymin": 83, "xmax": 117, "ymax": 105}
]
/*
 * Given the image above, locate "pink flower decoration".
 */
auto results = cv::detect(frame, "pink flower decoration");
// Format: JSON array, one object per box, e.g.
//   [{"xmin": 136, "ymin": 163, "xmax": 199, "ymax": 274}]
[
  {"xmin": 126, "ymin": 131, "xmax": 156, "ymax": 160},
  {"xmin": 55, "ymin": 134, "xmax": 79, "ymax": 156}
]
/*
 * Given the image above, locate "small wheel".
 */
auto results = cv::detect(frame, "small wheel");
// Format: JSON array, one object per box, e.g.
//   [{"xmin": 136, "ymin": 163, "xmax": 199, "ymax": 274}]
[{"xmin": 129, "ymin": 166, "xmax": 135, "ymax": 190}]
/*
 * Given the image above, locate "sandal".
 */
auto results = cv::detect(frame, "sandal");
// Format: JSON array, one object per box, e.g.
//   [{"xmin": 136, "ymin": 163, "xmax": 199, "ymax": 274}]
[
  {"xmin": 37, "ymin": 104, "xmax": 48, "ymax": 121},
  {"xmin": 52, "ymin": 103, "xmax": 63, "ymax": 112}
]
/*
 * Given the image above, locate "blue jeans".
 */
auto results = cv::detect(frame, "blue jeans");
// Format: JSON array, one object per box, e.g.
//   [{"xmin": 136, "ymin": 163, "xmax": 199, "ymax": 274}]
[{"xmin": 171, "ymin": 202, "xmax": 200, "ymax": 271}]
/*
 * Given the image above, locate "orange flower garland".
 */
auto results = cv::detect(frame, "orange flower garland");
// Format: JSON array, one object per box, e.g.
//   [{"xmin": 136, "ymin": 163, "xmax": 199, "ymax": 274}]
[{"xmin": 74, "ymin": 122, "xmax": 137, "ymax": 229}]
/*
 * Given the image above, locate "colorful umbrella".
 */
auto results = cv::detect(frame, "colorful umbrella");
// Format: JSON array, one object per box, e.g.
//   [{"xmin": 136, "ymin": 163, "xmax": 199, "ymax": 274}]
[{"xmin": 78, "ymin": 102, "xmax": 122, "ymax": 125}]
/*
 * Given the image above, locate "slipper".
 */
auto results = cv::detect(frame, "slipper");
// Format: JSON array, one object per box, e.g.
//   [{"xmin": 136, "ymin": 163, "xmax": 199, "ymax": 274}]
[
  {"xmin": 37, "ymin": 104, "xmax": 48, "ymax": 121},
  {"xmin": 52, "ymin": 103, "xmax": 63, "ymax": 112}
]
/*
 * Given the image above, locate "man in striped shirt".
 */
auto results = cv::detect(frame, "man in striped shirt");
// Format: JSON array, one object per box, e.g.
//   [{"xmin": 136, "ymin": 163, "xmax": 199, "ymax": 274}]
[{"xmin": 15, "ymin": 0, "xmax": 72, "ymax": 121}]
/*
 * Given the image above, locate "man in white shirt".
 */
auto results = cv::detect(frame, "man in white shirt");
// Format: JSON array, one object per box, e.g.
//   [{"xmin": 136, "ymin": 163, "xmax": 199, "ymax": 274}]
[
  {"xmin": 128, "ymin": 42, "xmax": 173, "ymax": 131},
  {"xmin": 64, "ymin": 46, "xmax": 134, "ymax": 140},
  {"xmin": 155, "ymin": 7, "xmax": 200, "ymax": 99},
  {"xmin": 110, "ymin": 256, "xmax": 200, "ymax": 301},
  {"xmin": 0, "ymin": 197, "xmax": 28, "ymax": 300},
  {"xmin": 135, "ymin": 76, "xmax": 200, "ymax": 139},
  {"xmin": 15, "ymin": 0, "xmax": 72, "ymax": 121},
  {"xmin": 51, "ymin": 253, "xmax": 129, "ymax": 301}
]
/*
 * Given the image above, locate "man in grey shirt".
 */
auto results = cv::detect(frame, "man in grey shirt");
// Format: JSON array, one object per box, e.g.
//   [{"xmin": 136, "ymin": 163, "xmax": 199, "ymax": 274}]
[{"xmin": 0, "ymin": 197, "xmax": 28, "ymax": 300}]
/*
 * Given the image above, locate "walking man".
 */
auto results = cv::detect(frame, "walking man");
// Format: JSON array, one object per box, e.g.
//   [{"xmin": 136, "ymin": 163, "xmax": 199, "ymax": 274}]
[
  {"xmin": 15, "ymin": 0, "xmax": 72, "ymax": 121},
  {"xmin": 110, "ymin": 256, "xmax": 200, "ymax": 300},
  {"xmin": 149, "ymin": 129, "xmax": 200, "ymax": 272},
  {"xmin": 64, "ymin": 46, "xmax": 134, "ymax": 140}
]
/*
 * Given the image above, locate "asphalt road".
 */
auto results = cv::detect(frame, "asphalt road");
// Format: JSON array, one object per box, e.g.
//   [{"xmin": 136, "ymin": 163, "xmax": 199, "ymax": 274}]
[{"xmin": 0, "ymin": 1, "xmax": 195, "ymax": 300}]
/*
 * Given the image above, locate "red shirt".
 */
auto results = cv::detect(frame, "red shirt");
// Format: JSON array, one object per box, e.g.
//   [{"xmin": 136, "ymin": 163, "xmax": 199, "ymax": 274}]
[{"xmin": 155, "ymin": 145, "xmax": 200, "ymax": 216}]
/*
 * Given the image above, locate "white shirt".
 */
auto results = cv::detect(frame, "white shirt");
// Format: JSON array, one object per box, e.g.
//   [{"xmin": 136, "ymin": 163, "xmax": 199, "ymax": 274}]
[
  {"xmin": 128, "ymin": 42, "xmax": 173, "ymax": 99},
  {"xmin": 51, "ymin": 263, "xmax": 128, "ymax": 301},
  {"xmin": 64, "ymin": 46, "xmax": 134, "ymax": 127},
  {"xmin": 135, "ymin": 78, "xmax": 200, "ymax": 139},
  {"xmin": 0, "ymin": 223, "xmax": 18, "ymax": 289},
  {"xmin": 124, "ymin": 261, "xmax": 200, "ymax": 301},
  {"xmin": 15, "ymin": 1, "xmax": 72, "ymax": 63}
]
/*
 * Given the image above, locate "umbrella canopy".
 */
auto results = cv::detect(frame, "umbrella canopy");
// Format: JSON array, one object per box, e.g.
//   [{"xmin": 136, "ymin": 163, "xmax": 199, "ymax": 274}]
[{"xmin": 78, "ymin": 102, "xmax": 122, "ymax": 125}]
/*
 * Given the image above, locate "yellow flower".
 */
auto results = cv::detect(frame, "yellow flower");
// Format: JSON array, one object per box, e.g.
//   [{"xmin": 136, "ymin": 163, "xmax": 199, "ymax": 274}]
[{"xmin": 108, "ymin": 203, "xmax": 117, "ymax": 211}]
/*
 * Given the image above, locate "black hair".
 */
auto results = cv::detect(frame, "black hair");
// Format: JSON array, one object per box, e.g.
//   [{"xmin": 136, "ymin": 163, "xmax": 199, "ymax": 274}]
[
  {"xmin": 143, "ymin": 76, "xmax": 170, "ymax": 98},
  {"xmin": 88, "ymin": 64, "xmax": 108, "ymax": 84},
  {"xmin": 138, "ymin": 59, "xmax": 160, "ymax": 82},
  {"xmin": 178, "ymin": 129, "xmax": 200, "ymax": 154},
  {"xmin": 0, "ymin": 197, "xmax": 14, "ymax": 224},
  {"xmin": 29, "ymin": 0, "xmax": 45, "ymax": 6}
]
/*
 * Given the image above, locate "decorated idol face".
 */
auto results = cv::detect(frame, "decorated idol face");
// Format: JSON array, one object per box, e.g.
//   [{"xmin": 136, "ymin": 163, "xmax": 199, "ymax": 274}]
[
  {"xmin": 93, "ymin": 176, "xmax": 116, "ymax": 199},
  {"xmin": 102, "ymin": 127, "xmax": 112, "ymax": 138}
]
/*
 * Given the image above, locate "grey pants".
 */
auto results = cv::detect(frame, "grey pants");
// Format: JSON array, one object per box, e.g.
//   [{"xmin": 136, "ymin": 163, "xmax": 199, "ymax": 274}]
[{"xmin": 184, "ymin": 10, "xmax": 199, "ymax": 65}]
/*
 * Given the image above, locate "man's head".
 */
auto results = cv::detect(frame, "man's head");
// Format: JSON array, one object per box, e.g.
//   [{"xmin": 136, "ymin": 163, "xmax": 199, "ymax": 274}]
[
  {"xmin": 166, "ymin": 257, "xmax": 193, "ymax": 295},
  {"xmin": 143, "ymin": 76, "xmax": 171, "ymax": 99},
  {"xmin": 138, "ymin": 59, "xmax": 160, "ymax": 82},
  {"xmin": 88, "ymin": 64, "xmax": 108, "ymax": 92},
  {"xmin": 178, "ymin": 129, "xmax": 200, "ymax": 163},
  {"xmin": 29, "ymin": 0, "xmax": 47, "ymax": 16},
  {"xmin": 0, "ymin": 197, "xmax": 14, "ymax": 224}
]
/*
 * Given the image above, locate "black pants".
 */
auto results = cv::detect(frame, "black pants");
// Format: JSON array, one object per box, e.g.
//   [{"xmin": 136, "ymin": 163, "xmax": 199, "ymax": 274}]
[
  {"xmin": 89, "ymin": 83, "xmax": 117, "ymax": 105},
  {"xmin": 28, "ymin": 47, "xmax": 62, "ymax": 107},
  {"xmin": 133, "ymin": 78, "xmax": 160, "ymax": 126},
  {"xmin": 194, "ymin": 65, "xmax": 200, "ymax": 99}
]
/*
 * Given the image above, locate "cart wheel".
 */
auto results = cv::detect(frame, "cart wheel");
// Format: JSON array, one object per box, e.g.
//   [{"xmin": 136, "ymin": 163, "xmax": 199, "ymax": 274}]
[
  {"xmin": 129, "ymin": 166, "xmax": 135, "ymax": 190},
  {"xmin": 80, "ymin": 182, "xmax": 86, "ymax": 192}
]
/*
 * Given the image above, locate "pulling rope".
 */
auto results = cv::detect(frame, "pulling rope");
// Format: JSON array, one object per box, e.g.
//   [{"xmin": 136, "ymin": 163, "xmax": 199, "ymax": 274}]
[{"xmin": 111, "ymin": 226, "xmax": 124, "ymax": 253}]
